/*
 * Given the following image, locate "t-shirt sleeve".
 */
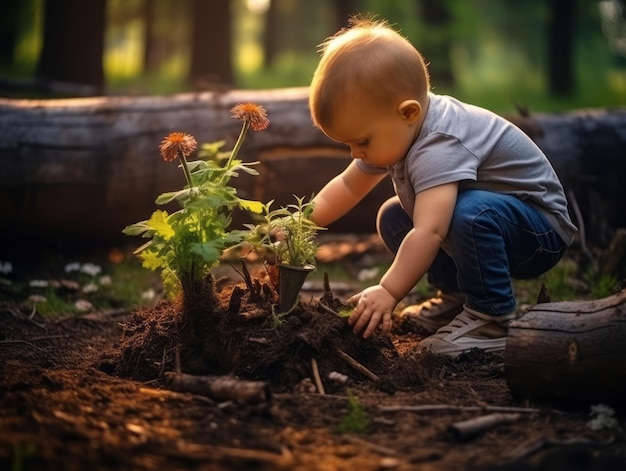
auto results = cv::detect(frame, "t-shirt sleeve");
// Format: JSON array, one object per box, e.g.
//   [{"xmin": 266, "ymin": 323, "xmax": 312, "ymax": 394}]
[{"xmin": 409, "ymin": 132, "xmax": 478, "ymax": 193}]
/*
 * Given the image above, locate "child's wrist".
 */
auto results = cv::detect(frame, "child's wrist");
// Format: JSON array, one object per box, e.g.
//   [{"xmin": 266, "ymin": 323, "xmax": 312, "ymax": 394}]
[{"xmin": 380, "ymin": 283, "xmax": 401, "ymax": 303}]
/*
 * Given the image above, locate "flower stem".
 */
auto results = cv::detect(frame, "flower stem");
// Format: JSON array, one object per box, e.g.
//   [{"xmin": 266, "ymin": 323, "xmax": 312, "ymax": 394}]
[
  {"xmin": 224, "ymin": 120, "xmax": 250, "ymax": 173},
  {"xmin": 179, "ymin": 154, "xmax": 193, "ymax": 188}
]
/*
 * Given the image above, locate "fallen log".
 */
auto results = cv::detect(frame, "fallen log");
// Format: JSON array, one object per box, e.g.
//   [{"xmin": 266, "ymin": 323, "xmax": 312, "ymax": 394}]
[
  {"xmin": 0, "ymin": 88, "xmax": 624, "ymax": 244},
  {"xmin": 504, "ymin": 290, "xmax": 626, "ymax": 410},
  {"xmin": 166, "ymin": 372, "xmax": 271, "ymax": 404}
]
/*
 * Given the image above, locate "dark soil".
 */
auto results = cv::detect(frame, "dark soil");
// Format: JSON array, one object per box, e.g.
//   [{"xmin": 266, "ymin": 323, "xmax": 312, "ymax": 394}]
[{"xmin": 1, "ymin": 237, "xmax": 625, "ymax": 471}]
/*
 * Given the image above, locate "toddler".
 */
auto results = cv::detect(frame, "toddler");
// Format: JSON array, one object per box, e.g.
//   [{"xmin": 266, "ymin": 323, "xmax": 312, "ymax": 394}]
[{"xmin": 307, "ymin": 17, "xmax": 577, "ymax": 356}]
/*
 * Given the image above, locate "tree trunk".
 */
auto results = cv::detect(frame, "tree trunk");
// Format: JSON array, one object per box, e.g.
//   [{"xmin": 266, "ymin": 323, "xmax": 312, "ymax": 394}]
[
  {"xmin": 35, "ymin": 0, "xmax": 106, "ymax": 93},
  {"xmin": 547, "ymin": 0, "xmax": 575, "ymax": 96},
  {"xmin": 334, "ymin": 0, "xmax": 359, "ymax": 30},
  {"xmin": 262, "ymin": 0, "xmax": 278, "ymax": 68},
  {"xmin": 417, "ymin": 0, "xmax": 455, "ymax": 88},
  {"xmin": 0, "ymin": 88, "xmax": 624, "ymax": 245},
  {"xmin": 141, "ymin": 0, "xmax": 159, "ymax": 74},
  {"xmin": 505, "ymin": 290, "xmax": 626, "ymax": 410},
  {"xmin": 189, "ymin": 0, "xmax": 234, "ymax": 88},
  {"xmin": 0, "ymin": 0, "xmax": 19, "ymax": 62}
]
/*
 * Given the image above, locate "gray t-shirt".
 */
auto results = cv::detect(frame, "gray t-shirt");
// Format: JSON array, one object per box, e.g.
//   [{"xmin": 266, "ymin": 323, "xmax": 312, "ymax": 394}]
[{"xmin": 358, "ymin": 93, "xmax": 577, "ymax": 245}]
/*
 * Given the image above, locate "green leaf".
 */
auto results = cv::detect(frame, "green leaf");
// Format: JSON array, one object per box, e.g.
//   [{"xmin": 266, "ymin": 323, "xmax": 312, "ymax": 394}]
[
  {"xmin": 140, "ymin": 250, "xmax": 163, "ymax": 271},
  {"xmin": 239, "ymin": 199, "xmax": 265, "ymax": 214},
  {"xmin": 132, "ymin": 240, "xmax": 153, "ymax": 255},
  {"xmin": 198, "ymin": 140, "xmax": 226, "ymax": 161},
  {"xmin": 122, "ymin": 221, "xmax": 150, "ymax": 236},
  {"xmin": 190, "ymin": 241, "xmax": 223, "ymax": 265},
  {"xmin": 234, "ymin": 161, "xmax": 261, "ymax": 176},
  {"xmin": 146, "ymin": 210, "xmax": 175, "ymax": 239},
  {"xmin": 155, "ymin": 188, "xmax": 195, "ymax": 205}
]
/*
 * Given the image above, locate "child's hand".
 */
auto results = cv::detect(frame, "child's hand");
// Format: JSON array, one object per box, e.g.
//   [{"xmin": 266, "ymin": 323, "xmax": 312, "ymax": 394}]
[{"xmin": 346, "ymin": 285, "xmax": 397, "ymax": 338}]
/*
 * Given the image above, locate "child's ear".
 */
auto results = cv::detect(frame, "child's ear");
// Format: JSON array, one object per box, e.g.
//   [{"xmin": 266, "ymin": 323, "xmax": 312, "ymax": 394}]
[{"xmin": 397, "ymin": 100, "xmax": 422, "ymax": 123}]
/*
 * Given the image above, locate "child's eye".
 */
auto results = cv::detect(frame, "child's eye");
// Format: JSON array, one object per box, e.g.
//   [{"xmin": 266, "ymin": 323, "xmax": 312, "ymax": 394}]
[{"xmin": 358, "ymin": 139, "xmax": 369, "ymax": 147}]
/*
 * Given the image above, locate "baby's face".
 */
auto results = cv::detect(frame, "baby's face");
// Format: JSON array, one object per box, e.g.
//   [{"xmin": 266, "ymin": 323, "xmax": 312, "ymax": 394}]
[{"xmin": 322, "ymin": 98, "xmax": 420, "ymax": 167}]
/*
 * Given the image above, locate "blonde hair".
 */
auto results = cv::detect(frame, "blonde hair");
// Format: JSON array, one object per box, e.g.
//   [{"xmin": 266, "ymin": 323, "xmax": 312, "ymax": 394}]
[{"xmin": 309, "ymin": 17, "xmax": 430, "ymax": 130}]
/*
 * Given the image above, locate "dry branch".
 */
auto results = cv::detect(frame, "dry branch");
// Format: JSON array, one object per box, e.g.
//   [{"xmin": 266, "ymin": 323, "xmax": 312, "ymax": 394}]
[
  {"xmin": 172, "ymin": 441, "xmax": 294, "ymax": 468},
  {"xmin": 166, "ymin": 372, "xmax": 271, "ymax": 404},
  {"xmin": 380, "ymin": 405, "xmax": 541, "ymax": 414},
  {"xmin": 507, "ymin": 436, "xmax": 615, "ymax": 463},
  {"xmin": 310, "ymin": 357, "xmax": 325, "ymax": 394},
  {"xmin": 449, "ymin": 413, "xmax": 521, "ymax": 442},
  {"xmin": 239, "ymin": 308, "xmax": 267, "ymax": 320},
  {"xmin": 334, "ymin": 348, "xmax": 380, "ymax": 383}
]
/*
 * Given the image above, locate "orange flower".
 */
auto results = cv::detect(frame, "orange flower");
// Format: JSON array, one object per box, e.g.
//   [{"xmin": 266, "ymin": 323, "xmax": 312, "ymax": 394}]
[
  {"xmin": 230, "ymin": 103, "xmax": 270, "ymax": 131},
  {"xmin": 159, "ymin": 132, "xmax": 197, "ymax": 162}
]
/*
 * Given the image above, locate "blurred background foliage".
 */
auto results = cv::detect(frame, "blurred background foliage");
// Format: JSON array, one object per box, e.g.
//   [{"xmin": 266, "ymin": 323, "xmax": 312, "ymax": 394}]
[{"xmin": 0, "ymin": 0, "xmax": 625, "ymax": 113}]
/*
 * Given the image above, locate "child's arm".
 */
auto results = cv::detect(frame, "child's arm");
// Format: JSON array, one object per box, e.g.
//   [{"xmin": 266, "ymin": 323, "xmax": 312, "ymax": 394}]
[
  {"xmin": 311, "ymin": 160, "xmax": 387, "ymax": 227},
  {"xmin": 347, "ymin": 182, "xmax": 459, "ymax": 338}
]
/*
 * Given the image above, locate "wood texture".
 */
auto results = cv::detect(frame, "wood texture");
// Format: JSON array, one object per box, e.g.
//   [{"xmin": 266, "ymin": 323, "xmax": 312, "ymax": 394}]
[
  {"xmin": 504, "ymin": 290, "xmax": 626, "ymax": 409},
  {"xmin": 1, "ymin": 89, "xmax": 625, "ymax": 243},
  {"xmin": 166, "ymin": 372, "xmax": 271, "ymax": 404}
]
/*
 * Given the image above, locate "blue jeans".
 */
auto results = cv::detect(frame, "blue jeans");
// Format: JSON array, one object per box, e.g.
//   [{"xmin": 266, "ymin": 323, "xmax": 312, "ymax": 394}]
[{"xmin": 376, "ymin": 190, "xmax": 567, "ymax": 316}]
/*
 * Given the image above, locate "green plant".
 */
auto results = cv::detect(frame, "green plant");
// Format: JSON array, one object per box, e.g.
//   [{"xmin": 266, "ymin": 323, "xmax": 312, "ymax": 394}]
[
  {"xmin": 247, "ymin": 195, "xmax": 325, "ymax": 268},
  {"xmin": 335, "ymin": 391, "xmax": 370, "ymax": 434},
  {"xmin": 123, "ymin": 103, "xmax": 269, "ymax": 299}
]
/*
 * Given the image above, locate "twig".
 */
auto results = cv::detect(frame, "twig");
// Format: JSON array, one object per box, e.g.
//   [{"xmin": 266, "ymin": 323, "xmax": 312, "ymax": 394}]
[
  {"xmin": 166, "ymin": 372, "xmax": 271, "ymax": 404},
  {"xmin": 172, "ymin": 441, "xmax": 294, "ymax": 467},
  {"xmin": 344, "ymin": 436, "xmax": 397, "ymax": 456},
  {"xmin": 310, "ymin": 357, "xmax": 325, "ymax": 395},
  {"xmin": 334, "ymin": 348, "xmax": 380, "ymax": 383},
  {"xmin": 380, "ymin": 404, "xmax": 541, "ymax": 414},
  {"xmin": 1, "ymin": 307, "xmax": 47, "ymax": 328},
  {"xmin": 159, "ymin": 346, "xmax": 168, "ymax": 377},
  {"xmin": 449, "ymin": 413, "xmax": 521, "ymax": 441},
  {"xmin": 0, "ymin": 339, "xmax": 51, "ymax": 353},
  {"xmin": 273, "ymin": 392, "xmax": 347, "ymax": 401},
  {"xmin": 508, "ymin": 436, "xmax": 614, "ymax": 463},
  {"xmin": 0, "ymin": 334, "xmax": 68, "ymax": 344},
  {"xmin": 28, "ymin": 303, "xmax": 37, "ymax": 319},
  {"xmin": 77, "ymin": 308, "xmax": 130, "ymax": 321},
  {"xmin": 175, "ymin": 344, "xmax": 182, "ymax": 374},
  {"xmin": 567, "ymin": 188, "xmax": 593, "ymax": 262},
  {"xmin": 317, "ymin": 302, "xmax": 339, "ymax": 316},
  {"xmin": 239, "ymin": 308, "xmax": 267, "ymax": 320}
]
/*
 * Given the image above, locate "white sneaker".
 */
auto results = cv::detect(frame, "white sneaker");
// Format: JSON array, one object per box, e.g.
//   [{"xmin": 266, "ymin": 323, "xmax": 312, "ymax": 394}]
[
  {"xmin": 420, "ymin": 308, "xmax": 512, "ymax": 357},
  {"xmin": 396, "ymin": 292, "xmax": 465, "ymax": 335}
]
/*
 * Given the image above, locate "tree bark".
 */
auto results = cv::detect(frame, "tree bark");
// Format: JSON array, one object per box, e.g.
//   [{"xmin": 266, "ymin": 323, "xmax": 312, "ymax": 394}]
[
  {"xmin": 189, "ymin": 0, "xmax": 234, "ymax": 88},
  {"xmin": 334, "ymin": 0, "xmax": 359, "ymax": 30},
  {"xmin": 547, "ymin": 0, "xmax": 575, "ymax": 96},
  {"xmin": 141, "ymin": 0, "xmax": 159, "ymax": 74},
  {"xmin": 417, "ymin": 0, "xmax": 455, "ymax": 88},
  {"xmin": 505, "ymin": 290, "xmax": 626, "ymax": 410},
  {"xmin": 35, "ymin": 0, "xmax": 106, "ymax": 93},
  {"xmin": 0, "ymin": 0, "xmax": 19, "ymax": 62},
  {"xmin": 262, "ymin": 0, "xmax": 278, "ymax": 68}
]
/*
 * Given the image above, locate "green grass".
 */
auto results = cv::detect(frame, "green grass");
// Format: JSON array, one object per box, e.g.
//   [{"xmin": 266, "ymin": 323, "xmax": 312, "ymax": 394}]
[
  {"xmin": 334, "ymin": 391, "xmax": 370, "ymax": 435},
  {"xmin": 1, "ymin": 254, "xmax": 161, "ymax": 319}
]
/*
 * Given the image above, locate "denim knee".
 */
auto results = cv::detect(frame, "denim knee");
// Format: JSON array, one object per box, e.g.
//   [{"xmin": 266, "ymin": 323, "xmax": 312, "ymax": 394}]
[{"xmin": 376, "ymin": 196, "xmax": 412, "ymax": 254}]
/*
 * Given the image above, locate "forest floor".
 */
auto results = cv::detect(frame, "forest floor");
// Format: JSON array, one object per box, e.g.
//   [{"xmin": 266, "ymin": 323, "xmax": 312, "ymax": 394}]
[{"xmin": 1, "ymin": 235, "xmax": 625, "ymax": 471}]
